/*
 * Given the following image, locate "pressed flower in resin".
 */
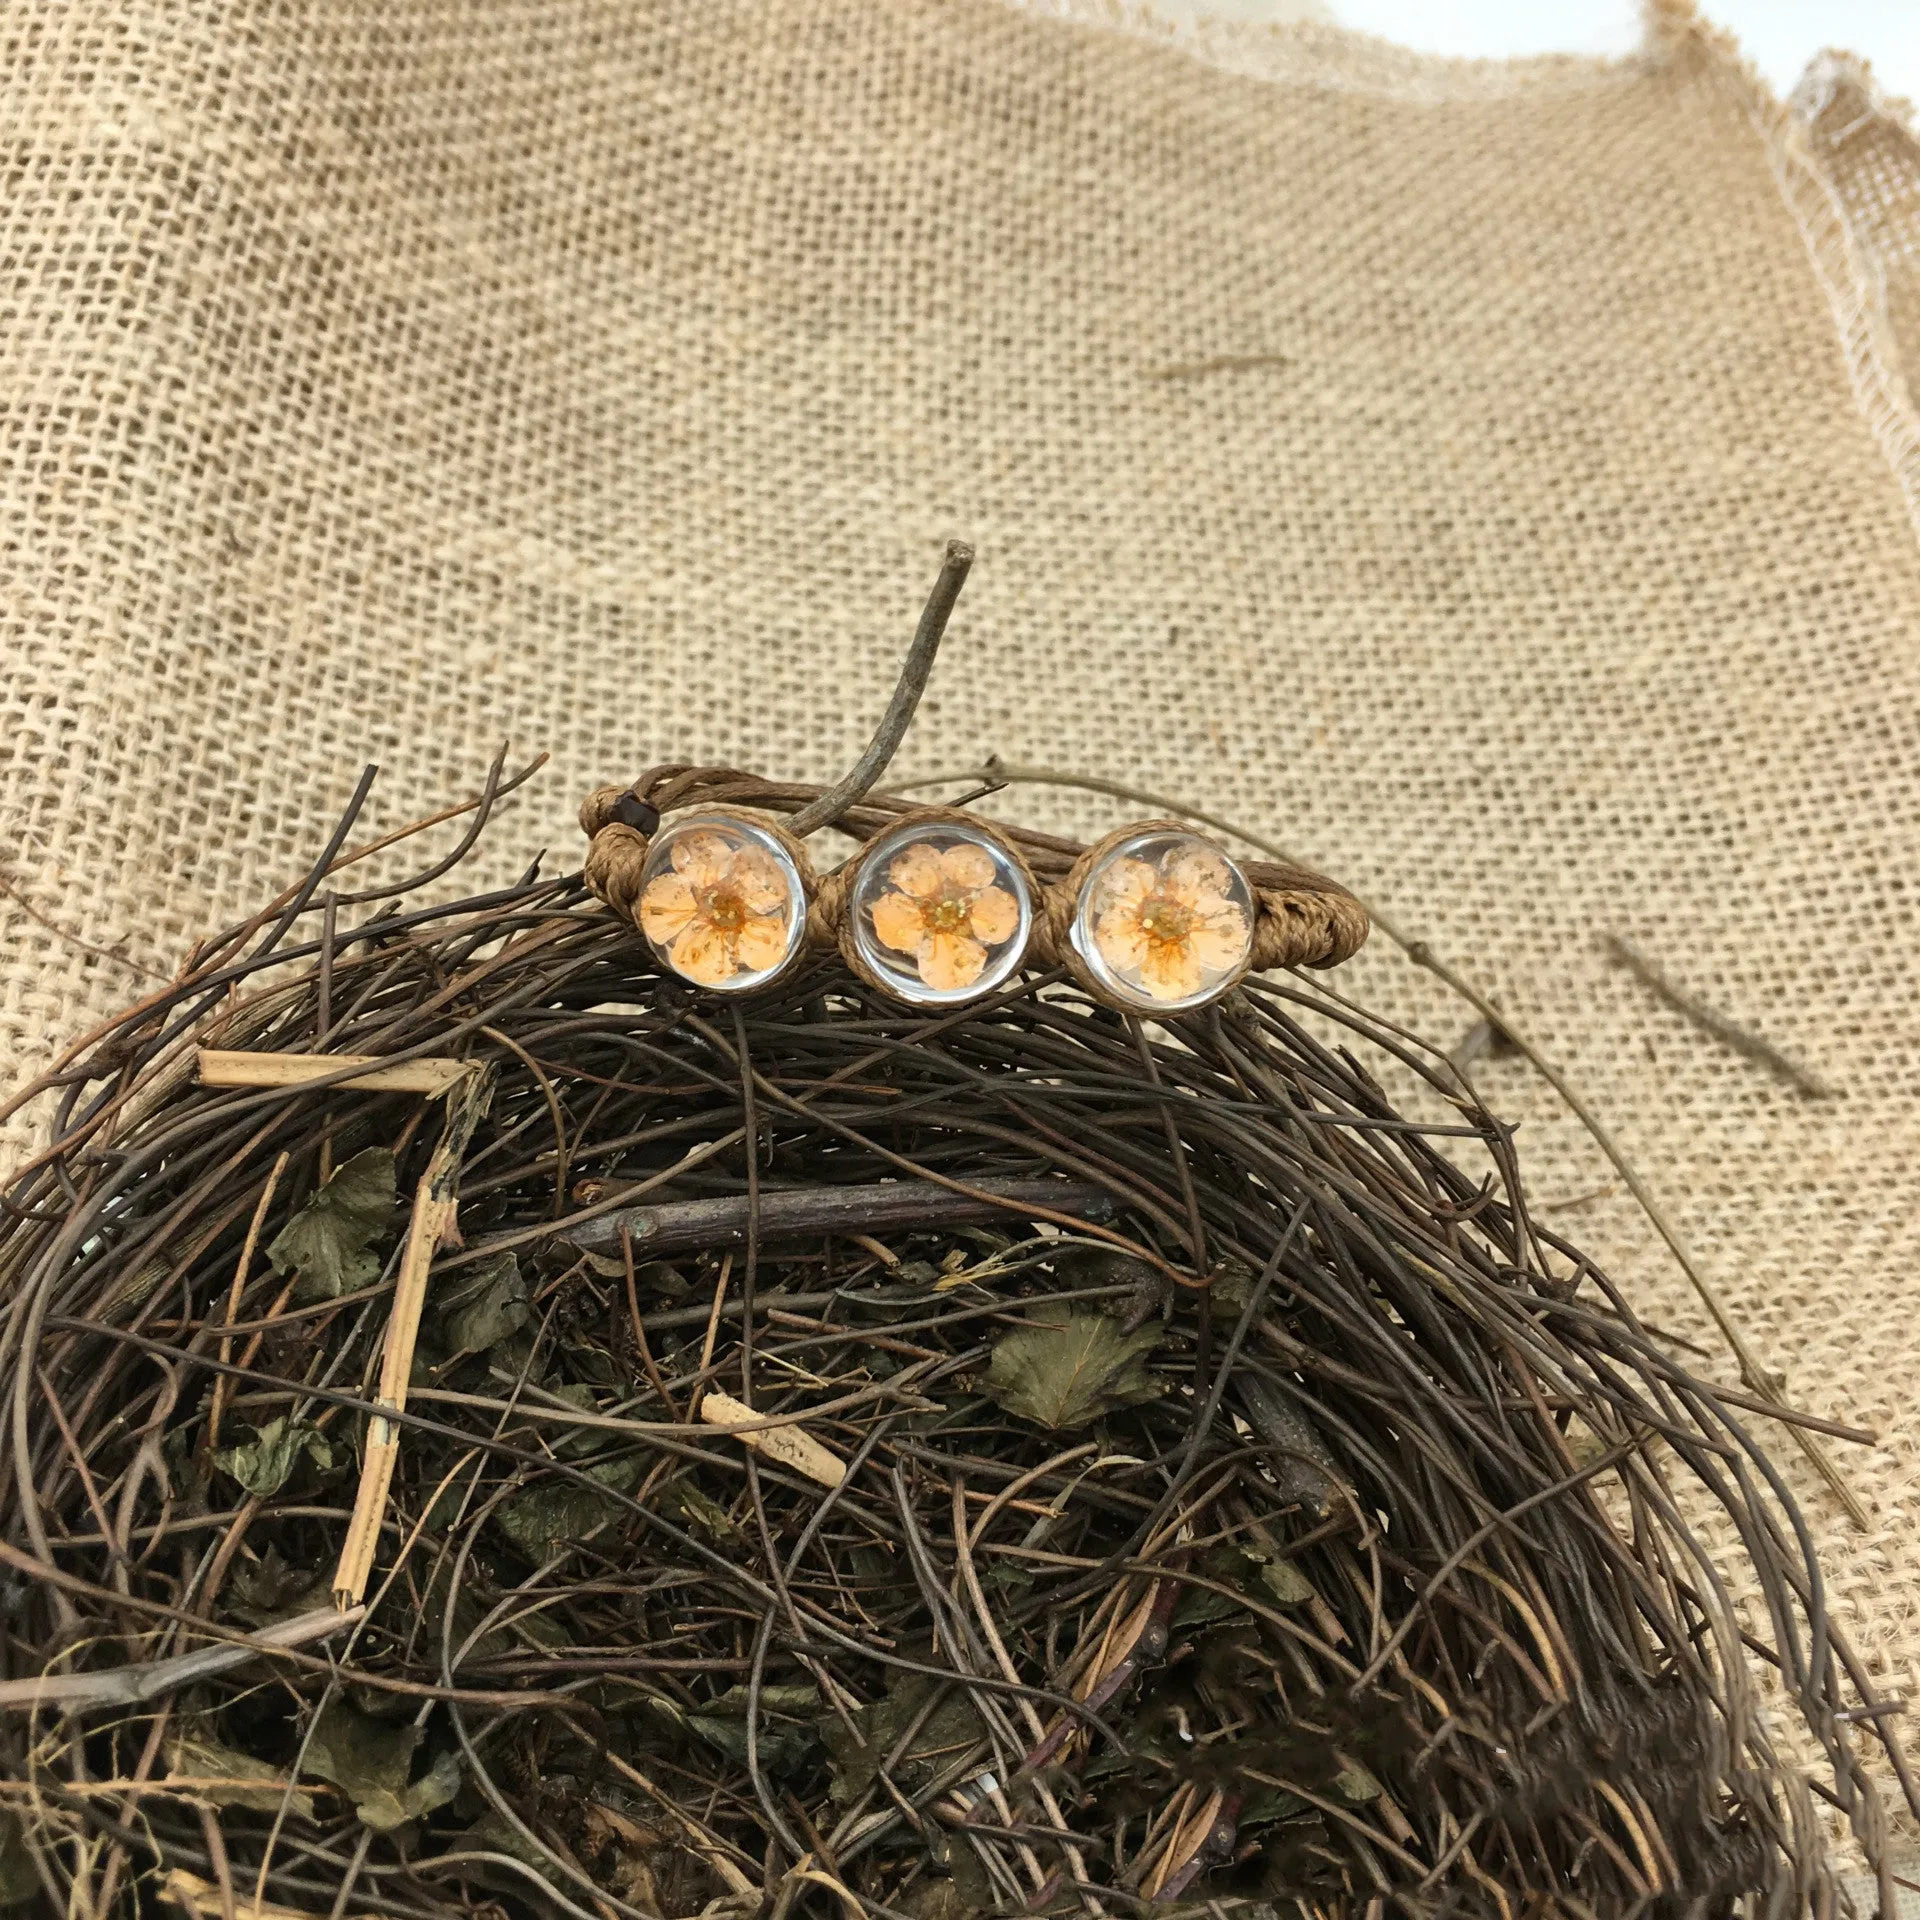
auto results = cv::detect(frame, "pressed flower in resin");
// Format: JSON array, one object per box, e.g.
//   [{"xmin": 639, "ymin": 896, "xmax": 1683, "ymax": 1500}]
[
  {"xmin": 636, "ymin": 816, "xmax": 804, "ymax": 990},
  {"xmin": 851, "ymin": 824, "xmax": 1031, "ymax": 1002},
  {"xmin": 1075, "ymin": 831, "xmax": 1254, "ymax": 1010}
]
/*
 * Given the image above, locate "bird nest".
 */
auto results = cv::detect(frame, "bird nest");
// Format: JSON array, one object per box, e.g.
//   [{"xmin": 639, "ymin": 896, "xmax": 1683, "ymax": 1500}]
[{"xmin": 0, "ymin": 557, "xmax": 1909, "ymax": 1920}]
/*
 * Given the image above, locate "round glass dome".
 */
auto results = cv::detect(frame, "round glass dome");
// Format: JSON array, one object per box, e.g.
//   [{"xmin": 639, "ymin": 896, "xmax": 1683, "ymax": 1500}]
[
  {"xmin": 635, "ymin": 812, "xmax": 807, "ymax": 993},
  {"xmin": 1070, "ymin": 829, "xmax": 1255, "ymax": 1013},
  {"xmin": 846, "ymin": 820, "xmax": 1033, "ymax": 1005}
]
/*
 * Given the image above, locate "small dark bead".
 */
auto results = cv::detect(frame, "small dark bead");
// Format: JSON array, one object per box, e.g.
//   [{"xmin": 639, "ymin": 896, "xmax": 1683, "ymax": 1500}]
[{"xmin": 610, "ymin": 793, "xmax": 660, "ymax": 835}]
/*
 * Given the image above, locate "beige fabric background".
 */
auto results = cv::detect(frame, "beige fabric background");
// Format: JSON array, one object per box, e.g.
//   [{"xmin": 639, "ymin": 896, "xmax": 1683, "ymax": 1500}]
[{"xmin": 6, "ymin": 0, "xmax": 1920, "ymax": 1860}]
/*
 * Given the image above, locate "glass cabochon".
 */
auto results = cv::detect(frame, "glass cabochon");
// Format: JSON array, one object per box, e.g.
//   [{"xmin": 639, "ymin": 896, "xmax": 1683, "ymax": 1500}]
[
  {"xmin": 848, "ymin": 821, "xmax": 1033, "ymax": 1005},
  {"xmin": 636, "ymin": 813, "xmax": 806, "ymax": 992},
  {"xmin": 1070, "ymin": 829, "xmax": 1255, "ymax": 1013}
]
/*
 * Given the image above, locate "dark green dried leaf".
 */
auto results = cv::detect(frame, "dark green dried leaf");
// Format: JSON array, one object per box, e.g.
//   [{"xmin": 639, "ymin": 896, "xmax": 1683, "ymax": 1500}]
[
  {"xmin": 1207, "ymin": 1257, "xmax": 1261, "ymax": 1322},
  {"xmin": 667, "ymin": 1479, "xmax": 742, "ymax": 1543},
  {"xmin": 301, "ymin": 1702, "xmax": 460, "ymax": 1832},
  {"xmin": 981, "ymin": 1559, "xmax": 1034, "ymax": 1597},
  {"xmin": 1239, "ymin": 1783, "xmax": 1311, "ymax": 1829},
  {"xmin": 226, "ymin": 1544, "xmax": 330, "ymax": 1627},
  {"xmin": 440, "ymin": 1250, "xmax": 529, "ymax": 1355},
  {"xmin": 268, "ymin": 1149, "xmax": 396, "ymax": 1303},
  {"xmin": 1257, "ymin": 1557, "xmax": 1314, "ymax": 1607},
  {"xmin": 1172, "ymin": 1583, "xmax": 1247, "ymax": 1629},
  {"xmin": 166, "ymin": 1728, "xmax": 315, "ymax": 1818},
  {"xmin": 450, "ymin": 1808, "xmax": 572, "ymax": 1892},
  {"xmin": 825, "ymin": 1673, "xmax": 985, "ymax": 1807},
  {"xmin": 161, "ymin": 1424, "xmax": 210, "ymax": 1512},
  {"xmin": 496, "ymin": 1455, "xmax": 640, "ymax": 1558},
  {"xmin": 983, "ymin": 1309, "xmax": 1161, "ymax": 1430},
  {"xmin": 688, "ymin": 1682, "xmax": 821, "ymax": 1775},
  {"xmin": 216, "ymin": 1416, "xmax": 332, "ymax": 1499},
  {"xmin": 1195, "ymin": 1542, "xmax": 1314, "ymax": 1612}
]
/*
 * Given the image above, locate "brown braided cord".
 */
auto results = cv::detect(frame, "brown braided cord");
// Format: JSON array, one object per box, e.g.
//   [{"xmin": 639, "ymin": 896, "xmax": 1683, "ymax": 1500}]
[
  {"xmin": 1247, "ymin": 868, "xmax": 1373, "ymax": 971},
  {"xmin": 579, "ymin": 775, "xmax": 818, "ymax": 941},
  {"xmin": 582, "ymin": 822, "xmax": 651, "ymax": 921},
  {"xmin": 580, "ymin": 767, "xmax": 1369, "ymax": 975}
]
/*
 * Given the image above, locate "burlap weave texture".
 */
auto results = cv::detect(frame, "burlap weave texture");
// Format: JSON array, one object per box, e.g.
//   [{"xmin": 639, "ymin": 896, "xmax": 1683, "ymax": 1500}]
[{"xmin": 6, "ymin": 0, "xmax": 1920, "ymax": 1853}]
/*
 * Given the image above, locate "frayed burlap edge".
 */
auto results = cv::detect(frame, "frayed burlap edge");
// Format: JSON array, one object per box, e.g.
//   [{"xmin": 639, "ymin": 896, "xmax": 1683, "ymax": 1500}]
[
  {"xmin": 1647, "ymin": 3, "xmax": 1920, "ymax": 548},
  {"xmin": 999, "ymin": 0, "xmax": 1656, "ymax": 102},
  {"xmin": 1005, "ymin": 0, "xmax": 1920, "ymax": 553}
]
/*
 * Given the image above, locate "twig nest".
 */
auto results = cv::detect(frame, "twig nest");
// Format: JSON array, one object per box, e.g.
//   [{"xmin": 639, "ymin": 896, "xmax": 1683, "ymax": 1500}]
[
  {"xmin": 1057, "ymin": 822, "xmax": 1256, "ymax": 1012},
  {"xmin": 836, "ymin": 813, "xmax": 1035, "ymax": 1004},
  {"xmin": 634, "ymin": 811, "xmax": 812, "ymax": 992}
]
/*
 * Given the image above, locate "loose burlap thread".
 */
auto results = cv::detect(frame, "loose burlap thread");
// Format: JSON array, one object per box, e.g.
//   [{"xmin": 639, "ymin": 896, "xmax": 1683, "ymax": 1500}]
[{"xmin": 7, "ymin": 0, "xmax": 1920, "ymax": 1867}]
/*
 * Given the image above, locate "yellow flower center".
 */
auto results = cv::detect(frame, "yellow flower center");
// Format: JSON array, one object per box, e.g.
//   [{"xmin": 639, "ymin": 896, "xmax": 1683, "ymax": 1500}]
[
  {"xmin": 924, "ymin": 887, "xmax": 972, "ymax": 934},
  {"xmin": 1135, "ymin": 892, "xmax": 1193, "ymax": 944},
  {"xmin": 701, "ymin": 885, "xmax": 748, "ymax": 933}
]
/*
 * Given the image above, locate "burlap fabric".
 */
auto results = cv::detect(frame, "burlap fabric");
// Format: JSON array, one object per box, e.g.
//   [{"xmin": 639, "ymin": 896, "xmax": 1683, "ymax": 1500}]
[{"xmin": 7, "ymin": 0, "xmax": 1920, "ymax": 1865}]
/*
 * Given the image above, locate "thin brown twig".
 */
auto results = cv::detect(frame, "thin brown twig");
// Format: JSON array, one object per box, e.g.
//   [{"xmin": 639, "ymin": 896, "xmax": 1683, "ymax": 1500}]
[
  {"xmin": 0, "ymin": 869, "xmax": 161, "ymax": 980},
  {"xmin": 786, "ymin": 541, "xmax": 973, "ymax": 836},
  {"xmin": 1606, "ymin": 933, "xmax": 1837, "ymax": 1099}
]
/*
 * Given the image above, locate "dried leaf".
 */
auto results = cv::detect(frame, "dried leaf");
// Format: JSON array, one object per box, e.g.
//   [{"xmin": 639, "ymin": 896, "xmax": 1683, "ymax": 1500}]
[
  {"xmin": 1333, "ymin": 1760, "xmax": 1382, "ymax": 1803},
  {"xmin": 268, "ymin": 1149, "xmax": 396, "ymax": 1303},
  {"xmin": 578, "ymin": 1801, "xmax": 678, "ymax": 1911},
  {"xmin": 448, "ymin": 1809, "xmax": 584, "ymax": 1895},
  {"xmin": 301, "ymin": 1701, "xmax": 461, "ymax": 1832},
  {"xmin": 1196, "ymin": 1541, "xmax": 1313, "ymax": 1613},
  {"xmin": 825, "ymin": 1673, "xmax": 985, "ymax": 1807},
  {"xmin": 216, "ymin": 1416, "xmax": 332, "ymax": 1498},
  {"xmin": 1257, "ymin": 1557, "xmax": 1314, "ymax": 1607},
  {"xmin": 495, "ymin": 1455, "xmax": 640, "ymax": 1558},
  {"xmin": 668, "ymin": 1479, "xmax": 742, "ymax": 1543},
  {"xmin": 1238, "ymin": 1784, "xmax": 1311, "ymax": 1829},
  {"xmin": 688, "ymin": 1682, "xmax": 821, "ymax": 1775},
  {"xmin": 226, "ymin": 1543, "xmax": 332, "ymax": 1626},
  {"xmin": 440, "ymin": 1250, "xmax": 529, "ymax": 1355},
  {"xmin": 983, "ymin": 1309, "xmax": 1161, "ymax": 1430},
  {"xmin": 164, "ymin": 1728, "xmax": 315, "ymax": 1818},
  {"xmin": 1171, "ymin": 1583, "xmax": 1246, "ymax": 1630}
]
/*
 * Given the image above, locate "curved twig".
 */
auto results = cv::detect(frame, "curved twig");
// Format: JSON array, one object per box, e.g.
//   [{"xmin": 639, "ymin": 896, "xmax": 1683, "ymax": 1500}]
[{"xmin": 787, "ymin": 540, "xmax": 974, "ymax": 835}]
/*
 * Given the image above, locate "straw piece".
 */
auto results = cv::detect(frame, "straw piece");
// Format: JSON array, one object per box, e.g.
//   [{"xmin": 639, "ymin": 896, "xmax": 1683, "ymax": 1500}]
[
  {"xmin": 698, "ymin": 1390, "xmax": 847, "ymax": 1489},
  {"xmin": 197, "ymin": 1049, "xmax": 468, "ymax": 1094},
  {"xmin": 331, "ymin": 1067, "xmax": 494, "ymax": 1607},
  {"xmin": 0, "ymin": 1605, "xmax": 364, "ymax": 1713}
]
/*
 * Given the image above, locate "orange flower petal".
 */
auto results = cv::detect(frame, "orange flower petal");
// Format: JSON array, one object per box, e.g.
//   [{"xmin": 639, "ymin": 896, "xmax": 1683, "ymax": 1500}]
[
  {"xmin": 888, "ymin": 843, "xmax": 946, "ymax": 899},
  {"xmin": 1139, "ymin": 938, "xmax": 1204, "ymax": 1002},
  {"xmin": 733, "ymin": 913, "xmax": 791, "ymax": 975},
  {"xmin": 638, "ymin": 873, "xmax": 697, "ymax": 943},
  {"xmin": 1098, "ymin": 857, "xmax": 1158, "ymax": 913},
  {"xmin": 871, "ymin": 890, "xmax": 928, "ymax": 956},
  {"xmin": 967, "ymin": 885, "xmax": 1019, "ymax": 946},
  {"xmin": 938, "ymin": 842, "xmax": 996, "ymax": 891},
  {"xmin": 671, "ymin": 921, "xmax": 737, "ymax": 986},
  {"xmin": 726, "ymin": 847, "xmax": 789, "ymax": 916},
  {"xmin": 670, "ymin": 831, "xmax": 734, "ymax": 890},
  {"xmin": 1190, "ymin": 909, "xmax": 1249, "ymax": 973},
  {"xmin": 920, "ymin": 930, "xmax": 987, "ymax": 993},
  {"xmin": 1093, "ymin": 906, "xmax": 1150, "ymax": 973},
  {"xmin": 1163, "ymin": 844, "xmax": 1232, "ymax": 908}
]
